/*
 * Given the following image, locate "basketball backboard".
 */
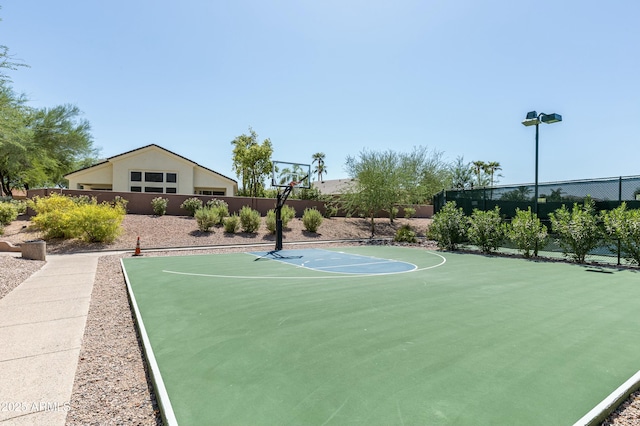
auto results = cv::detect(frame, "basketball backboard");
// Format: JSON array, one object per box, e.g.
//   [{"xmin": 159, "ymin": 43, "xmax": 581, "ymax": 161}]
[{"xmin": 271, "ymin": 161, "xmax": 311, "ymax": 189}]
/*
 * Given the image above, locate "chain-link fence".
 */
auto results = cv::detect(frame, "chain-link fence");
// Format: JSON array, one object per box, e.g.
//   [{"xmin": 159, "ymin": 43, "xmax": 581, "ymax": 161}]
[
  {"xmin": 433, "ymin": 175, "xmax": 640, "ymax": 219},
  {"xmin": 432, "ymin": 176, "xmax": 640, "ymax": 266}
]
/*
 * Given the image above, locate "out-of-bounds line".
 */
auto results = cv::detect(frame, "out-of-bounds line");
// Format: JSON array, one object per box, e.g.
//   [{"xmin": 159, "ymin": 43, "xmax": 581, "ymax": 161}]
[
  {"xmin": 572, "ymin": 369, "xmax": 640, "ymax": 426},
  {"xmin": 121, "ymin": 259, "xmax": 178, "ymax": 426},
  {"xmin": 162, "ymin": 251, "xmax": 446, "ymax": 279}
]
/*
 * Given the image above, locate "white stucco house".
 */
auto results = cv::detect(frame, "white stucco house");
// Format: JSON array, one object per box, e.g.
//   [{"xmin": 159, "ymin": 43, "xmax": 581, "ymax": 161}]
[{"xmin": 64, "ymin": 144, "xmax": 237, "ymax": 196}]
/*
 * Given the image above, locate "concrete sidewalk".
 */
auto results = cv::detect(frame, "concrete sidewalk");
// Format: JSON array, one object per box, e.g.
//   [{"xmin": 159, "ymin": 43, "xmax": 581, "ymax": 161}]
[{"xmin": 0, "ymin": 253, "xmax": 99, "ymax": 425}]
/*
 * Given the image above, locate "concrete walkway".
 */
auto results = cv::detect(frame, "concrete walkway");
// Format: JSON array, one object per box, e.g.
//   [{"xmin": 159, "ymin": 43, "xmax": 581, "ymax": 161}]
[{"xmin": 0, "ymin": 253, "xmax": 100, "ymax": 425}]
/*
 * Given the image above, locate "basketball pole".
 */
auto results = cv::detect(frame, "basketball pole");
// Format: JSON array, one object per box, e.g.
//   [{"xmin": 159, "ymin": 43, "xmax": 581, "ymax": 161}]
[{"xmin": 275, "ymin": 174, "xmax": 308, "ymax": 251}]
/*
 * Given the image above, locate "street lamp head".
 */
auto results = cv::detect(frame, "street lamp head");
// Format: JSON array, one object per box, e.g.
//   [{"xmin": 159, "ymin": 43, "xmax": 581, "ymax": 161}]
[
  {"xmin": 540, "ymin": 113, "xmax": 562, "ymax": 124},
  {"xmin": 525, "ymin": 111, "xmax": 538, "ymax": 120}
]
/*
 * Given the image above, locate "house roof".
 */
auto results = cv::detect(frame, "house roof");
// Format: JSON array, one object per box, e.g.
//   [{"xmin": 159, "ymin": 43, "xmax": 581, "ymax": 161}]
[
  {"xmin": 312, "ymin": 178, "xmax": 356, "ymax": 195},
  {"xmin": 64, "ymin": 144, "xmax": 237, "ymax": 183}
]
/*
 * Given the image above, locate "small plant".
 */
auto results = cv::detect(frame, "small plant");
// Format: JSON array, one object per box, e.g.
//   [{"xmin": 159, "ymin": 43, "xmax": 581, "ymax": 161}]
[
  {"xmin": 206, "ymin": 198, "xmax": 228, "ymax": 209},
  {"xmin": 223, "ymin": 214, "xmax": 240, "ymax": 233},
  {"xmin": 266, "ymin": 210, "xmax": 277, "ymax": 234},
  {"xmin": 282, "ymin": 205, "xmax": 296, "ymax": 226},
  {"xmin": 180, "ymin": 197, "xmax": 203, "ymax": 216},
  {"xmin": 151, "ymin": 197, "xmax": 168, "ymax": 216},
  {"xmin": 602, "ymin": 202, "xmax": 640, "ymax": 265},
  {"xmin": 428, "ymin": 201, "xmax": 467, "ymax": 250},
  {"xmin": 266, "ymin": 205, "xmax": 296, "ymax": 234},
  {"xmin": 549, "ymin": 196, "xmax": 601, "ymax": 264},
  {"xmin": 467, "ymin": 206, "xmax": 505, "ymax": 254},
  {"xmin": 394, "ymin": 224, "xmax": 417, "ymax": 243},
  {"xmin": 112, "ymin": 196, "xmax": 129, "ymax": 211},
  {"xmin": 302, "ymin": 207, "xmax": 323, "ymax": 233},
  {"xmin": 0, "ymin": 202, "xmax": 19, "ymax": 225},
  {"xmin": 194, "ymin": 207, "xmax": 217, "ymax": 232},
  {"xmin": 239, "ymin": 206, "xmax": 261, "ymax": 233},
  {"xmin": 507, "ymin": 207, "xmax": 548, "ymax": 258},
  {"xmin": 323, "ymin": 204, "xmax": 338, "ymax": 218},
  {"xmin": 403, "ymin": 207, "xmax": 416, "ymax": 219}
]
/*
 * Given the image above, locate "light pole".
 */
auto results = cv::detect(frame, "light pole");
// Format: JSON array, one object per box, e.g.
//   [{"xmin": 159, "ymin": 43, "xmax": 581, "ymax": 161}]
[{"xmin": 522, "ymin": 111, "xmax": 562, "ymax": 215}]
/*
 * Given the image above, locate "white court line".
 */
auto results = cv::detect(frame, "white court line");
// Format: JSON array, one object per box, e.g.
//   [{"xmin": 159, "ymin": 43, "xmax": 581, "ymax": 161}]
[
  {"xmin": 121, "ymin": 260, "xmax": 178, "ymax": 426},
  {"xmin": 162, "ymin": 251, "xmax": 447, "ymax": 279},
  {"xmin": 313, "ymin": 259, "xmax": 417, "ymax": 272}
]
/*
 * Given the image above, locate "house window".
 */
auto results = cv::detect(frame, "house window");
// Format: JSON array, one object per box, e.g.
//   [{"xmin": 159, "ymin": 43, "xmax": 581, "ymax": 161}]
[
  {"xmin": 131, "ymin": 171, "xmax": 142, "ymax": 182},
  {"xmin": 145, "ymin": 187, "xmax": 163, "ymax": 193},
  {"xmin": 196, "ymin": 190, "xmax": 226, "ymax": 196},
  {"xmin": 166, "ymin": 173, "xmax": 177, "ymax": 183},
  {"xmin": 166, "ymin": 187, "xmax": 177, "ymax": 194},
  {"xmin": 145, "ymin": 172, "xmax": 164, "ymax": 182},
  {"xmin": 131, "ymin": 186, "xmax": 142, "ymax": 192}
]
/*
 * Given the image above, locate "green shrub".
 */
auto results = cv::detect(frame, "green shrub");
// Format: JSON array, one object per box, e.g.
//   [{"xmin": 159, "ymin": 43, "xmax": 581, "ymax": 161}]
[
  {"xmin": 223, "ymin": 214, "xmax": 240, "ymax": 233},
  {"xmin": 30, "ymin": 194, "xmax": 125, "ymax": 242},
  {"xmin": 68, "ymin": 203, "xmax": 125, "ymax": 243},
  {"xmin": 210, "ymin": 204, "xmax": 229, "ymax": 226},
  {"xmin": 0, "ymin": 202, "xmax": 18, "ymax": 225},
  {"xmin": 151, "ymin": 197, "xmax": 168, "ymax": 216},
  {"xmin": 112, "ymin": 196, "xmax": 129, "ymax": 211},
  {"xmin": 602, "ymin": 202, "xmax": 640, "ymax": 265},
  {"xmin": 30, "ymin": 194, "xmax": 79, "ymax": 239},
  {"xmin": 0, "ymin": 224, "xmax": 4, "ymax": 235},
  {"xmin": 302, "ymin": 207, "xmax": 323, "ymax": 233},
  {"xmin": 394, "ymin": 224, "xmax": 417, "ymax": 243},
  {"xmin": 507, "ymin": 207, "xmax": 548, "ymax": 258},
  {"xmin": 266, "ymin": 206, "xmax": 296, "ymax": 234},
  {"xmin": 195, "ymin": 207, "xmax": 217, "ymax": 232},
  {"xmin": 403, "ymin": 207, "xmax": 416, "ymax": 219},
  {"xmin": 239, "ymin": 206, "xmax": 261, "ymax": 233},
  {"xmin": 324, "ymin": 204, "xmax": 338, "ymax": 218},
  {"xmin": 180, "ymin": 197, "xmax": 203, "ymax": 216},
  {"xmin": 266, "ymin": 210, "xmax": 277, "ymax": 234},
  {"xmin": 549, "ymin": 196, "xmax": 601, "ymax": 263},
  {"xmin": 206, "ymin": 198, "xmax": 228, "ymax": 209},
  {"xmin": 428, "ymin": 201, "xmax": 467, "ymax": 250},
  {"xmin": 467, "ymin": 207, "xmax": 505, "ymax": 254}
]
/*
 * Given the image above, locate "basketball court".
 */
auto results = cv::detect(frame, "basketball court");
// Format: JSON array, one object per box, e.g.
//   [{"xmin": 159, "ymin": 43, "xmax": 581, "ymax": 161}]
[{"xmin": 122, "ymin": 246, "xmax": 640, "ymax": 425}]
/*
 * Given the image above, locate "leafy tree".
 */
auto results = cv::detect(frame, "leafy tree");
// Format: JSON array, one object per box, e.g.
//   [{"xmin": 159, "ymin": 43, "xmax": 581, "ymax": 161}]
[
  {"xmin": 27, "ymin": 104, "xmax": 97, "ymax": 188},
  {"xmin": 450, "ymin": 156, "xmax": 474, "ymax": 189},
  {"xmin": 342, "ymin": 146, "xmax": 449, "ymax": 234},
  {"xmin": 312, "ymin": 152, "xmax": 326, "ymax": 181},
  {"xmin": 399, "ymin": 146, "xmax": 449, "ymax": 204},
  {"xmin": 230, "ymin": 127, "xmax": 273, "ymax": 197},
  {"xmin": 343, "ymin": 149, "xmax": 399, "ymax": 235},
  {"xmin": 0, "ymin": 83, "xmax": 32, "ymax": 196}
]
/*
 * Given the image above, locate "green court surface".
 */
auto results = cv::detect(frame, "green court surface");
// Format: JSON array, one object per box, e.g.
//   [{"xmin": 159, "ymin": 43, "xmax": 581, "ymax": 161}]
[{"xmin": 121, "ymin": 246, "xmax": 640, "ymax": 425}]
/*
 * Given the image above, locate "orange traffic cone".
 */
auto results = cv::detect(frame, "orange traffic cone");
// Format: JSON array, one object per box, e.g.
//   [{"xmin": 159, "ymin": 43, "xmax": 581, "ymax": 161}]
[{"xmin": 133, "ymin": 236, "xmax": 142, "ymax": 256}]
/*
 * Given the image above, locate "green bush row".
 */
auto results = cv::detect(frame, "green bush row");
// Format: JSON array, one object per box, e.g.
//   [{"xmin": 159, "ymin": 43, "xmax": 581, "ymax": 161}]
[{"xmin": 429, "ymin": 199, "xmax": 640, "ymax": 265}]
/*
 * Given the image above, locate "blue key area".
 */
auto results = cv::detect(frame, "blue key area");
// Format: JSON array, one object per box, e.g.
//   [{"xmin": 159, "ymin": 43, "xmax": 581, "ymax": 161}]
[{"xmin": 248, "ymin": 248, "xmax": 416, "ymax": 275}]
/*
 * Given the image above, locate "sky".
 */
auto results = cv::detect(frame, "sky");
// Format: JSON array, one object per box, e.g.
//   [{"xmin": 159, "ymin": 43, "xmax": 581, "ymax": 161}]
[{"xmin": 1, "ymin": 0, "xmax": 639, "ymax": 187}]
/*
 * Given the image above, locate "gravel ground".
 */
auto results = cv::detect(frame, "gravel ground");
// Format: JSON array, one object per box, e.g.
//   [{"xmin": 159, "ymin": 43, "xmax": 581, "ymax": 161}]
[{"xmin": 1, "ymin": 214, "xmax": 639, "ymax": 425}]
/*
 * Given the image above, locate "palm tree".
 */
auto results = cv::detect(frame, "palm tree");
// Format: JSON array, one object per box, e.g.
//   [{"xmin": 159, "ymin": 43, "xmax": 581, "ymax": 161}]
[
  {"xmin": 312, "ymin": 152, "xmax": 326, "ymax": 181},
  {"xmin": 471, "ymin": 161, "xmax": 486, "ymax": 187},
  {"xmin": 485, "ymin": 161, "xmax": 502, "ymax": 187}
]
